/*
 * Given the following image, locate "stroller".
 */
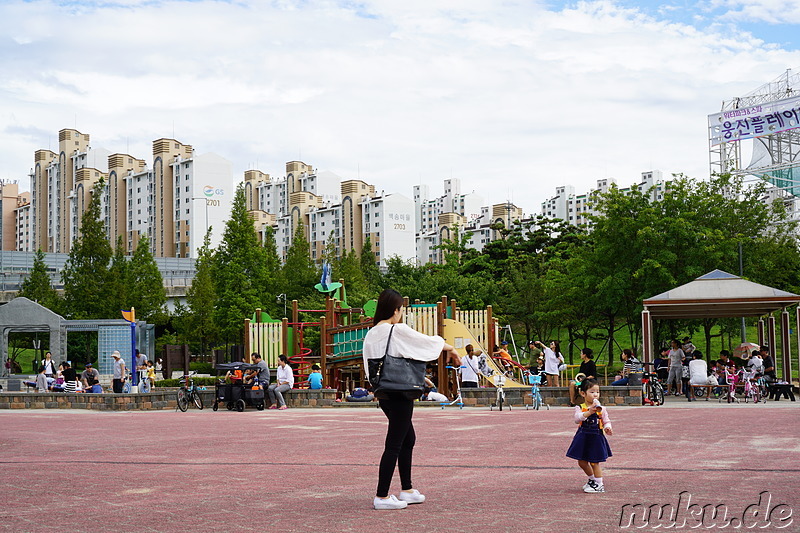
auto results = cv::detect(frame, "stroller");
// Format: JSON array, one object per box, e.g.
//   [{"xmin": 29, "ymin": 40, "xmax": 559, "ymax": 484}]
[{"xmin": 213, "ymin": 362, "xmax": 266, "ymax": 412}]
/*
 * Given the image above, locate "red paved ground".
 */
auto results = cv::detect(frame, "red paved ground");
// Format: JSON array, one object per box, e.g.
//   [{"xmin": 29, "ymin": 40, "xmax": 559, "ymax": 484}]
[{"xmin": 1, "ymin": 399, "xmax": 798, "ymax": 533}]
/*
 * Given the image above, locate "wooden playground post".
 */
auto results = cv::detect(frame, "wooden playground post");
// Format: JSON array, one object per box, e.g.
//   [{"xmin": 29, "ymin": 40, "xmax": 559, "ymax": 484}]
[
  {"xmin": 320, "ymin": 314, "xmax": 328, "ymax": 387},
  {"xmin": 281, "ymin": 318, "xmax": 289, "ymax": 359},
  {"xmin": 487, "ymin": 305, "xmax": 495, "ymax": 354},
  {"xmin": 243, "ymin": 318, "xmax": 251, "ymax": 360},
  {"xmin": 437, "ymin": 297, "xmax": 449, "ymax": 397}
]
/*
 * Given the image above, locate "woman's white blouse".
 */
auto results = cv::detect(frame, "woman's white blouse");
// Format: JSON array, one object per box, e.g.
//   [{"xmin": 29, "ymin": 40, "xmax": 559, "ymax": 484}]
[{"xmin": 362, "ymin": 323, "xmax": 446, "ymax": 370}]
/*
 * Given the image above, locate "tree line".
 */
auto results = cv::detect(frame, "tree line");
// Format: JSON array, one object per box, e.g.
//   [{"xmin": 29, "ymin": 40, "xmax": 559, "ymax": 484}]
[{"xmin": 15, "ymin": 174, "xmax": 800, "ymax": 367}]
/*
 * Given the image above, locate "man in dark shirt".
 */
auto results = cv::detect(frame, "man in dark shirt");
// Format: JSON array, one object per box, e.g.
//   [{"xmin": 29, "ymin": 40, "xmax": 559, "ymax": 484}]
[{"xmin": 760, "ymin": 345, "xmax": 776, "ymax": 383}]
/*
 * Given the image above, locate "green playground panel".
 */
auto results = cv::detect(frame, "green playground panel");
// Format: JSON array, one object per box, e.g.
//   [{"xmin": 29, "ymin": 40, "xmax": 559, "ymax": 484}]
[{"xmin": 332, "ymin": 328, "xmax": 369, "ymax": 360}]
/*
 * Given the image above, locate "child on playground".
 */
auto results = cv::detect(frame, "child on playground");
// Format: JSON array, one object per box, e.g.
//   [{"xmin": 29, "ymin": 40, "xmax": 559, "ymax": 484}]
[
  {"xmin": 566, "ymin": 378, "xmax": 613, "ymax": 493},
  {"xmin": 146, "ymin": 360, "xmax": 156, "ymax": 389},
  {"xmin": 308, "ymin": 364, "xmax": 323, "ymax": 389}
]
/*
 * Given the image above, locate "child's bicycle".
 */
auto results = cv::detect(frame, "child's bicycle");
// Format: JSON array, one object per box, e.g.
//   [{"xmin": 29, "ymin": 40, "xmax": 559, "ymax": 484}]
[
  {"xmin": 177, "ymin": 372, "xmax": 206, "ymax": 412},
  {"xmin": 740, "ymin": 369, "xmax": 764, "ymax": 404},
  {"xmin": 640, "ymin": 363, "xmax": 664, "ymax": 406},
  {"xmin": 490, "ymin": 373, "xmax": 509, "ymax": 411},
  {"xmin": 525, "ymin": 372, "xmax": 549, "ymax": 411},
  {"xmin": 718, "ymin": 368, "xmax": 740, "ymax": 404}
]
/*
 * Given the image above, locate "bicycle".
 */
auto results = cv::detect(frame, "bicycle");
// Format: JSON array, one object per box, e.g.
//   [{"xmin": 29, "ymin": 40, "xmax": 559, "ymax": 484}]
[
  {"xmin": 640, "ymin": 363, "xmax": 664, "ymax": 406},
  {"xmin": 177, "ymin": 372, "xmax": 205, "ymax": 412},
  {"xmin": 718, "ymin": 368, "xmax": 740, "ymax": 404},
  {"xmin": 525, "ymin": 372, "xmax": 549, "ymax": 411},
  {"xmin": 740, "ymin": 369, "xmax": 763, "ymax": 404},
  {"xmin": 490, "ymin": 373, "xmax": 509, "ymax": 411}
]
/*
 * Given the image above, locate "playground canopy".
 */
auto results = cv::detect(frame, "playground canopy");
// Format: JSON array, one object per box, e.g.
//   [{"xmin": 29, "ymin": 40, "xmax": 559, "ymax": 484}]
[{"xmin": 641, "ymin": 269, "xmax": 800, "ymax": 381}]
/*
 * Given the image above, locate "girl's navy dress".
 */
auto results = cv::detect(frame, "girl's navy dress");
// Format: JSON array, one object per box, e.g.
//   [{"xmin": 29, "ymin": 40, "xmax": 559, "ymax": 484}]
[{"xmin": 566, "ymin": 404, "xmax": 612, "ymax": 463}]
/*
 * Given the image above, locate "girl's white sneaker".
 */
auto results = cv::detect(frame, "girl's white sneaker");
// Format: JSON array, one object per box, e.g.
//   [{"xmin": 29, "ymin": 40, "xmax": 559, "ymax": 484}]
[
  {"xmin": 373, "ymin": 495, "xmax": 408, "ymax": 510},
  {"xmin": 397, "ymin": 489, "xmax": 426, "ymax": 504}
]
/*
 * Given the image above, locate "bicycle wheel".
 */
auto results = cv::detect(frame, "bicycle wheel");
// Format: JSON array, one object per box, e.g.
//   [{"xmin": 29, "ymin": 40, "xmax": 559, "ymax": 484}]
[
  {"xmin": 122, "ymin": 380, "xmax": 132, "ymax": 394},
  {"xmin": 193, "ymin": 391, "xmax": 204, "ymax": 410},
  {"xmin": 177, "ymin": 387, "xmax": 189, "ymax": 412},
  {"xmin": 641, "ymin": 383, "xmax": 650, "ymax": 405},
  {"xmin": 533, "ymin": 392, "xmax": 541, "ymax": 411},
  {"xmin": 752, "ymin": 384, "xmax": 761, "ymax": 404},
  {"xmin": 140, "ymin": 379, "xmax": 151, "ymax": 394},
  {"xmin": 653, "ymin": 383, "xmax": 665, "ymax": 405},
  {"xmin": 498, "ymin": 391, "xmax": 504, "ymax": 411}
]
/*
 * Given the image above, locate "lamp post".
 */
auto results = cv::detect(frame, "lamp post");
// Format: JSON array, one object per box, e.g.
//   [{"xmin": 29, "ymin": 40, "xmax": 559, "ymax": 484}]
[
  {"xmin": 277, "ymin": 293, "xmax": 287, "ymax": 318},
  {"xmin": 739, "ymin": 241, "xmax": 746, "ymax": 343}
]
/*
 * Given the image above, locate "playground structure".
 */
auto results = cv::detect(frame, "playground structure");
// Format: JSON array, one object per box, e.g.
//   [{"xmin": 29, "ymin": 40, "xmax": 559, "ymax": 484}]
[{"xmin": 244, "ymin": 290, "xmax": 531, "ymax": 398}]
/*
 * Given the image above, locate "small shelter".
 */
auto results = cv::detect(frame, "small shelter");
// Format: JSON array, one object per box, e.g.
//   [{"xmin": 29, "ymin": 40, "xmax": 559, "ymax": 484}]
[
  {"xmin": 0, "ymin": 297, "xmax": 155, "ymax": 377},
  {"xmin": 0, "ymin": 297, "xmax": 66, "ymax": 376},
  {"xmin": 641, "ymin": 270, "xmax": 800, "ymax": 382}
]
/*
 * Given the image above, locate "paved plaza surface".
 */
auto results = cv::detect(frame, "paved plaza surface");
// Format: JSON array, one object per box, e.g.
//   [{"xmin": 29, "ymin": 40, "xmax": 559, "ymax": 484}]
[{"xmin": 1, "ymin": 398, "xmax": 798, "ymax": 532}]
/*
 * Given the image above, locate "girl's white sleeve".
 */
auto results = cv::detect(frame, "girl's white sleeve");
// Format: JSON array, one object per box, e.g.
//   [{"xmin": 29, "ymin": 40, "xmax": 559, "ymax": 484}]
[{"xmin": 573, "ymin": 405, "xmax": 585, "ymax": 424}]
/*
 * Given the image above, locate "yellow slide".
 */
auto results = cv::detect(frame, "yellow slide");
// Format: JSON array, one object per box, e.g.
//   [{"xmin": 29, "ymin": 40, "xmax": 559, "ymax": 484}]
[{"xmin": 442, "ymin": 318, "xmax": 529, "ymax": 388}]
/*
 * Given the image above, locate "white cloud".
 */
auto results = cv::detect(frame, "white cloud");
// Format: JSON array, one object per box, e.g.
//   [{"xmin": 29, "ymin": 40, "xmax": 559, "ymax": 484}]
[
  {"xmin": 707, "ymin": 0, "xmax": 800, "ymax": 24},
  {"xmin": 0, "ymin": 0, "xmax": 799, "ymax": 214}
]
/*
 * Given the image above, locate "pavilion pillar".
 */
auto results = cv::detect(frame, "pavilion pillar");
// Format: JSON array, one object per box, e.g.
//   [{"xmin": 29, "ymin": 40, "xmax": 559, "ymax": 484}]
[
  {"xmin": 768, "ymin": 315, "xmax": 777, "ymax": 374},
  {"xmin": 796, "ymin": 307, "xmax": 800, "ymax": 385},
  {"xmin": 780, "ymin": 309, "xmax": 791, "ymax": 382},
  {"xmin": 641, "ymin": 308, "xmax": 652, "ymax": 363},
  {"xmin": 757, "ymin": 318, "xmax": 765, "ymax": 347}
]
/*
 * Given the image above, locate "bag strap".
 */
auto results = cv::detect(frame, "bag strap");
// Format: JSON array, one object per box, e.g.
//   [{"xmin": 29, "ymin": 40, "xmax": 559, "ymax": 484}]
[{"xmin": 384, "ymin": 324, "xmax": 396, "ymax": 357}]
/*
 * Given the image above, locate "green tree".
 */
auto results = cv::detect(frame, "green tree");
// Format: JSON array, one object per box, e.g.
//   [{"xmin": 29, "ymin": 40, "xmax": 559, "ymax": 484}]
[
  {"xmin": 128, "ymin": 235, "xmax": 167, "ymax": 323},
  {"xmin": 61, "ymin": 181, "xmax": 113, "ymax": 319},
  {"xmin": 262, "ymin": 225, "xmax": 284, "ymax": 316},
  {"xmin": 183, "ymin": 230, "xmax": 218, "ymax": 356},
  {"xmin": 18, "ymin": 249, "xmax": 60, "ymax": 311},
  {"xmin": 214, "ymin": 184, "xmax": 268, "ymax": 343},
  {"xmin": 282, "ymin": 219, "xmax": 317, "ymax": 300},
  {"xmin": 108, "ymin": 236, "xmax": 130, "ymax": 316},
  {"xmin": 360, "ymin": 235, "xmax": 382, "ymax": 293}
]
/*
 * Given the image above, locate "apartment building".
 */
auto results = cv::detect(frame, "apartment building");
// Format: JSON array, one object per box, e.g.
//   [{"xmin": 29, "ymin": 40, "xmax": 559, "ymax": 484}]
[
  {"xmin": 244, "ymin": 162, "xmax": 417, "ymax": 267},
  {"xmin": 541, "ymin": 170, "xmax": 666, "ymax": 224},
  {"xmin": 28, "ymin": 129, "xmax": 233, "ymax": 259},
  {"xmin": 0, "ymin": 182, "xmax": 27, "ymax": 251},
  {"xmin": 15, "ymin": 191, "xmax": 32, "ymax": 252}
]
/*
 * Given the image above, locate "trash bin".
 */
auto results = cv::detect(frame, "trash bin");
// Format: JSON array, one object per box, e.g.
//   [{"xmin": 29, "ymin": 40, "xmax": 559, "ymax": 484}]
[
  {"xmin": 628, "ymin": 372, "xmax": 643, "ymax": 387},
  {"xmin": 7, "ymin": 379, "xmax": 21, "ymax": 392}
]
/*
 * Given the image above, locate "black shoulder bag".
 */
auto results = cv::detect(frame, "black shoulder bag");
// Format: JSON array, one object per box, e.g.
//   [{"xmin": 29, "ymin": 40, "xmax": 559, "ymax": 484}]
[{"xmin": 367, "ymin": 325, "xmax": 427, "ymax": 398}]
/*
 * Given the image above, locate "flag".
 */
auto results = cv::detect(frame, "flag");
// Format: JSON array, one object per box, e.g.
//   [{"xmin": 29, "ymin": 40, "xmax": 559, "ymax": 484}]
[{"xmin": 121, "ymin": 308, "xmax": 136, "ymax": 323}]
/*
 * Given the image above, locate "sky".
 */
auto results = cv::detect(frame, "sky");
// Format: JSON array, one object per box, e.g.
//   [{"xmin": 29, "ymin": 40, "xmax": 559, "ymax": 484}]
[{"xmin": 2, "ymin": 0, "xmax": 800, "ymax": 215}]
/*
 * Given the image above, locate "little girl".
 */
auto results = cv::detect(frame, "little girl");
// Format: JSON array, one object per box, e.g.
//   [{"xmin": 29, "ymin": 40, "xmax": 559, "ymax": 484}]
[{"xmin": 566, "ymin": 378, "xmax": 613, "ymax": 493}]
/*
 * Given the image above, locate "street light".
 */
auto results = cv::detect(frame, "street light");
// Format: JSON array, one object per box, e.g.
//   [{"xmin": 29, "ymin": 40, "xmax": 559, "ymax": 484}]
[{"xmin": 277, "ymin": 293, "xmax": 287, "ymax": 318}]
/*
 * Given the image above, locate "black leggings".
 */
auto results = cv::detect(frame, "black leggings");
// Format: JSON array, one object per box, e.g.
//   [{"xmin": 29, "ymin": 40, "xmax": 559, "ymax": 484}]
[{"xmin": 376, "ymin": 393, "xmax": 416, "ymax": 497}]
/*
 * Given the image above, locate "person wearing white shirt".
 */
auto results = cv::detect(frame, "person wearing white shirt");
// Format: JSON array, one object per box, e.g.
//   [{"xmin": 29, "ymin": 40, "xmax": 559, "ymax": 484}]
[
  {"xmin": 459, "ymin": 345, "xmax": 481, "ymax": 388},
  {"xmin": 268, "ymin": 354, "xmax": 294, "ymax": 410},
  {"xmin": 363, "ymin": 289, "xmax": 461, "ymax": 510}
]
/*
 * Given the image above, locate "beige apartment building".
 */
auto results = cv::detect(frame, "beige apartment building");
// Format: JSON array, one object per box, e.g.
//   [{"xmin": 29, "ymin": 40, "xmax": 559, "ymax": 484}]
[
  {"xmin": 0, "ymin": 182, "xmax": 27, "ymax": 251},
  {"xmin": 28, "ymin": 129, "xmax": 232, "ymax": 259}
]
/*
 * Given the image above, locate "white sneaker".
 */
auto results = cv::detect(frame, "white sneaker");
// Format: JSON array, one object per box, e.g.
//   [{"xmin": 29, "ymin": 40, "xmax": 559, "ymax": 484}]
[
  {"xmin": 584, "ymin": 479, "xmax": 605, "ymax": 493},
  {"xmin": 582, "ymin": 479, "xmax": 593, "ymax": 491},
  {"xmin": 373, "ymin": 495, "xmax": 408, "ymax": 510},
  {"xmin": 397, "ymin": 489, "xmax": 426, "ymax": 504}
]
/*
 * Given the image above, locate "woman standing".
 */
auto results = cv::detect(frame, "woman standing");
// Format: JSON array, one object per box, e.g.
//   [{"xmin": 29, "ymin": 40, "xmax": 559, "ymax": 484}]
[
  {"xmin": 535, "ymin": 340, "xmax": 564, "ymax": 387},
  {"xmin": 363, "ymin": 289, "xmax": 461, "ymax": 510}
]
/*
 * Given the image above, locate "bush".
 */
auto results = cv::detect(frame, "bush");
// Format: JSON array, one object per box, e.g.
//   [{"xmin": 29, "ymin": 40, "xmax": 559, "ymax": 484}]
[
  {"xmin": 189, "ymin": 362, "xmax": 214, "ymax": 374},
  {"xmin": 155, "ymin": 376, "xmax": 220, "ymax": 388}
]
